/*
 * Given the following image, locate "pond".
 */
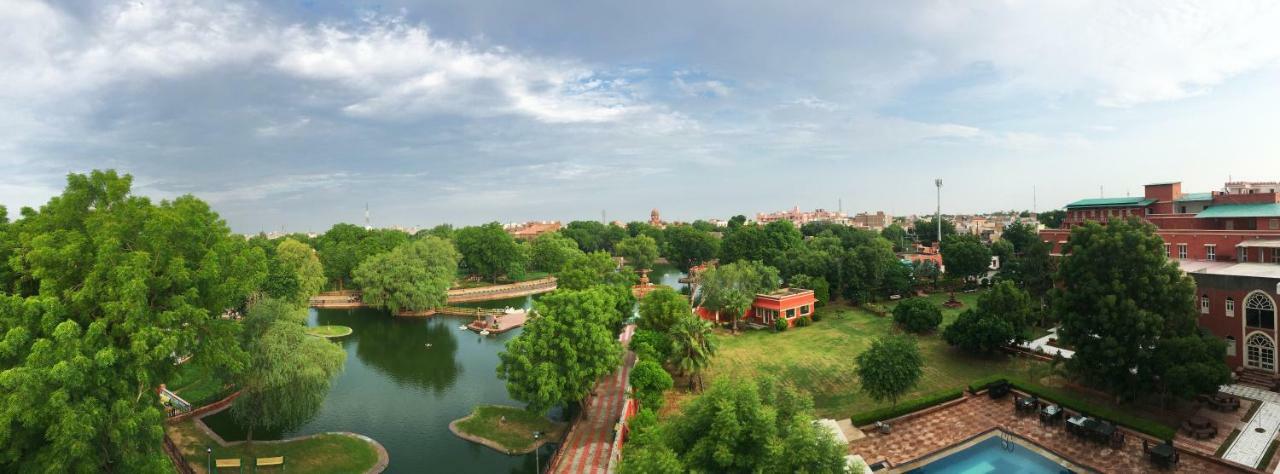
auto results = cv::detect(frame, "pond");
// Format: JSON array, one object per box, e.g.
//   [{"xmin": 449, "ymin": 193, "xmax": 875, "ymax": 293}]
[{"xmin": 202, "ymin": 264, "xmax": 686, "ymax": 473}]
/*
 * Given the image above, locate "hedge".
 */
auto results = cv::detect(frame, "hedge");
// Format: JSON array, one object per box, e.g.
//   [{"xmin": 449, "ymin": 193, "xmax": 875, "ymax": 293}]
[
  {"xmin": 968, "ymin": 375, "xmax": 1178, "ymax": 441},
  {"xmin": 1260, "ymin": 439, "xmax": 1280, "ymax": 470},
  {"xmin": 850, "ymin": 388, "xmax": 964, "ymax": 426}
]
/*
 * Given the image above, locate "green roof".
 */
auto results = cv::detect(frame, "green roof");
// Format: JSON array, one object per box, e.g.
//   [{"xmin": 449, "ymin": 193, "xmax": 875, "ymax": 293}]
[
  {"xmin": 1175, "ymin": 192, "xmax": 1213, "ymax": 202},
  {"xmin": 1064, "ymin": 197, "xmax": 1156, "ymax": 209},
  {"xmin": 1195, "ymin": 203, "xmax": 1280, "ymax": 219}
]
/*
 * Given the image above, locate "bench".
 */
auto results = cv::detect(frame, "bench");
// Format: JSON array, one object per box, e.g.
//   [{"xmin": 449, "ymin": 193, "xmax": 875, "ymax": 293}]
[
  {"xmin": 257, "ymin": 456, "xmax": 285, "ymax": 471},
  {"xmin": 215, "ymin": 458, "xmax": 241, "ymax": 472}
]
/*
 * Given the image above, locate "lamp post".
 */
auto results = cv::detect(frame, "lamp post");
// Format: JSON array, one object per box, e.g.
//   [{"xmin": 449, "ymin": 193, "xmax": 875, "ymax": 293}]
[
  {"xmin": 935, "ymin": 178, "xmax": 943, "ymax": 244},
  {"xmin": 206, "ymin": 447, "xmax": 212, "ymax": 473},
  {"xmin": 532, "ymin": 431, "xmax": 543, "ymax": 473}
]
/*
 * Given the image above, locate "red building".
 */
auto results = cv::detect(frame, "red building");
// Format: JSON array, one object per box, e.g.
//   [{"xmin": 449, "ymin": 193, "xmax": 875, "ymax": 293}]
[
  {"xmin": 696, "ymin": 288, "xmax": 817, "ymax": 328},
  {"xmin": 1041, "ymin": 181, "xmax": 1280, "ymax": 376}
]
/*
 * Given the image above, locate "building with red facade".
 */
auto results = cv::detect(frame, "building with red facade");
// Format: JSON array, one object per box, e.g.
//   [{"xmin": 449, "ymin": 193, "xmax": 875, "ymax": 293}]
[
  {"xmin": 1041, "ymin": 181, "xmax": 1280, "ymax": 376},
  {"xmin": 695, "ymin": 288, "xmax": 817, "ymax": 328}
]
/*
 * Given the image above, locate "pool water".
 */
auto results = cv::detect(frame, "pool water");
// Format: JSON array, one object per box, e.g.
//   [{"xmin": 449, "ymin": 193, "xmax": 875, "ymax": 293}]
[{"xmin": 907, "ymin": 435, "xmax": 1075, "ymax": 474}]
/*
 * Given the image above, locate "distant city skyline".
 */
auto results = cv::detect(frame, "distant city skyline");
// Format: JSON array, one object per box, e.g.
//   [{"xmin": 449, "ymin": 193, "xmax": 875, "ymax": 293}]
[{"xmin": 4, "ymin": 1, "xmax": 1280, "ymax": 233}]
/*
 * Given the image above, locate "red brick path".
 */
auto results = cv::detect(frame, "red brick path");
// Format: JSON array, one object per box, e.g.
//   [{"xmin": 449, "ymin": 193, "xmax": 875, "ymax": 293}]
[
  {"xmin": 549, "ymin": 325, "xmax": 636, "ymax": 474},
  {"xmin": 850, "ymin": 394, "xmax": 1251, "ymax": 473}
]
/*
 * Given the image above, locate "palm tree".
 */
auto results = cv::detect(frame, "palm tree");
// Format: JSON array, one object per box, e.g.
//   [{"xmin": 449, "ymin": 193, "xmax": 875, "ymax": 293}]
[{"xmin": 669, "ymin": 316, "xmax": 716, "ymax": 392}]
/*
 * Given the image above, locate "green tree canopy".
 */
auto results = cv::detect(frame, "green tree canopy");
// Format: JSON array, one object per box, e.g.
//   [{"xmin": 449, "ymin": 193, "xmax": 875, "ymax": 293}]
[
  {"xmin": 698, "ymin": 260, "xmax": 780, "ymax": 332},
  {"xmin": 561, "ymin": 221, "xmax": 627, "ymax": 253},
  {"xmin": 616, "ymin": 234, "xmax": 659, "ymax": 270},
  {"xmin": 1054, "ymin": 219, "xmax": 1221, "ymax": 400},
  {"xmin": 881, "ymin": 223, "xmax": 909, "ymax": 252},
  {"xmin": 912, "ymin": 216, "xmax": 956, "ymax": 244},
  {"xmin": 668, "ymin": 315, "xmax": 716, "ymax": 391},
  {"xmin": 528, "ymin": 231, "xmax": 584, "ymax": 274},
  {"xmin": 638, "ymin": 287, "xmax": 693, "ymax": 333},
  {"xmin": 892, "ymin": 298, "xmax": 943, "ymax": 333},
  {"xmin": 496, "ymin": 287, "xmax": 625, "ymax": 414},
  {"xmin": 941, "ymin": 234, "xmax": 992, "ymax": 282},
  {"xmin": 663, "ymin": 225, "xmax": 720, "ymax": 272},
  {"xmin": 263, "ymin": 238, "xmax": 326, "ymax": 308},
  {"xmin": 788, "ymin": 274, "xmax": 830, "ymax": 307},
  {"xmin": 0, "ymin": 170, "xmax": 267, "ymax": 472},
  {"xmin": 314, "ymin": 224, "xmax": 408, "ymax": 290},
  {"xmin": 943, "ymin": 281, "xmax": 1035, "ymax": 353},
  {"xmin": 990, "ymin": 239, "xmax": 1015, "ymax": 268},
  {"xmin": 629, "ymin": 360, "xmax": 674, "ymax": 410},
  {"xmin": 353, "ymin": 237, "xmax": 459, "ymax": 313},
  {"xmin": 556, "ymin": 251, "xmax": 635, "ymax": 290},
  {"xmin": 1001, "ymin": 220, "xmax": 1039, "ymax": 253},
  {"xmin": 856, "ymin": 334, "xmax": 923, "ymax": 407},
  {"xmin": 231, "ymin": 299, "xmax": 345, "ymax": 442},
  {"xmin": 454, "ymin": 222, "xmax": 526, "ymax": 282},
  {"xmin": 1037, "ymin": 210, "xmax": 1066, "ymax": 229},
  {"xmin": 1003, "ymin": 239, "xmax": 1054, "ymax": 306}
]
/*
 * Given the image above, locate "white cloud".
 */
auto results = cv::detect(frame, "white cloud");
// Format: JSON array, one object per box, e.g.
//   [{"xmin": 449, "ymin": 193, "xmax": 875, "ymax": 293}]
[
  {"xmin": 672, "ymin": 71, "xmax": 730, "ymax": 98},
  {"xmin": 907, "ymin": 1, "xmax": 1280, "ymax": 107}
]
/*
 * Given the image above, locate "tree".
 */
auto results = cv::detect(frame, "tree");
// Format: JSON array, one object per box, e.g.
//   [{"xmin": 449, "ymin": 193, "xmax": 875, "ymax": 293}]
[
  {"xmin": 263, "ymin": 238, "xmax": 326, "ymax": 308},
  {"xmin": 663, "ymin": 225, "xmax": 719, "ymax": 272},
  {"xmin": 315, "ymin": 223, "xmax": 366, "ymax": 290},
  {"xmin": 418, "ymin": 223, "xmax": 455, "ymax": 241},
  {"xmin": 629, "ymin": 360, "xmax": 674, "ymax": 410},
  {"xmin": 844, "ymin": 240, "xmax": 899, "ymax": 302},
  {"xmin": 557, "ymin": 251, "xmax": 632, "ymax": 290},
  {"xmin": 528, "ymin": 232, "xmax": 583, "ymax": 273},
  {"xmin": 856, "ymin": 335, "xmax": 923, "ymax": 407},
  {"xmin": 788, "ymin": 274, "xmax": 830, "ymax": 307},
  {"xmin": 0, "ymin": 170, "xmax": 267, "ymax": 472},
  {"xmin": 727, "ymin": 214, "xmax": 747, "ymax": 230},
  {"xmin": 912, "ymin": 260, "xmax": 941, "ymax": 289},
  {"xmin": 497, "ymin": 287, "xmax": 625, "ymax": 414},
  {"xmin": 638, "ymin": 287, "xmax": 693, "ymax": 333},
  {"xmin": 1054, "ymin": 219, "xmax": 1213, "ymax": 400},
  {"xmin": 941, "ymin": 234, "xmax": 991, "ymax": 283},
  {"xmin": 943, "ymin": 281, "xmax": 1035, "ymax": 353},
  {"xmin": 353, "ymin": 237, "xmax": 459, "ymax": 313},
  {"xmin": 231, "ymin": 300, "xmax": 345, "ymax": 442},
  {"xmin": 1037, "ymin": 209, "xmax": 1066, "ymax": 229},
  {"xmin": 912, "ymin": 216, "xmax": 956, "ymax": 244},
  {"xmin": 1004, "ymin": 239, "xmax": 1054, "ymax": 306},
  {"xmin": 561, "ymin": 221, "xmax": 627, "ymax": 253},
  {"xmin": 892, "ymin": 298, "xmax": 943, "ymax": 333},
  {"xmin": 698, "ymin": 260, "xmax": 780, "ymax": 333},
  {"xmin": 616, "ymin": 234, "xmax": 659, "ymax": 270},
  {"xmin": 1001, "ymin": 221, "xmax": 1039, "ymax": 253},
  {"xmin": 990, "ymin": 239, "xmax": 1015, "ymax": 269},
  {"xmin": 454, "ymin": 222, "xmax": 525, "ymax": 282},
  {"xmin": 1143, "ymin": 330, "xmax": 1232, "ymax": 403},
  {"xmin": 690, "ymin": 220, "xmax": 717, "ymax": 233},
  {"xmin": 881, "ymin": 223, "xmax": 908, "ymax": 252},
  {"xmin": 668, "ymin": 316, "xmax": 716, "ymax": 391},
  {"xmin": 719, "ymin": 223, "xmax": 769, "ymax": 264}
]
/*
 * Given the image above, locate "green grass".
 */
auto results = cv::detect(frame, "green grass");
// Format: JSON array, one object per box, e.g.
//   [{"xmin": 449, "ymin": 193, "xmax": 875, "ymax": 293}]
[
  {"xmin": 305, "ymin": 325, "xmax": 353, "ymax": 338},
  {"xmin": 704, "ymin": 298, "xmax": 1048, "ymax": 419},
  {"xmin": 167, "ymin": 419, "xmax": 379, "ymax": 474},
  {"xmin": 169, "ymin": 363, "xmax": 234, "ymax": 407},
  {"xmin": 454, "ymin": 405, "xmax": 567, "ymax": 452}
]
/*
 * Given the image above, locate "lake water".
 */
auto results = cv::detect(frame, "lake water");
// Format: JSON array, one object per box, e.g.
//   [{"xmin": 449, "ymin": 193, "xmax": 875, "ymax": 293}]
[{"xmin": 203, "ymin": 264, "xmax": 685, "ymax": 473}]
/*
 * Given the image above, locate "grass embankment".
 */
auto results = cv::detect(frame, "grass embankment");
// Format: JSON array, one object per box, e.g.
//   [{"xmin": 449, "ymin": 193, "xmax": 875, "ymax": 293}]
[
  {"xmin": 167, "ymin": 420, "xmax": 379, "ymax": 474},
  {"xmin": 305, "ymin": 325, "xmax": 353, "ymax": 338},
  {"xmin": 452, "ymin": 272, "xmax": 553, "ymax": 289},
  {"xmin": 169, "ymin": 363, "xmax": 235, "ymax": 408},
  {"xmin": 454, "ymin": 405, "xmax": 567, "ymax": 453},
  {"xmin": 698, "ymin": 292, "xmax": 1048, "ymax": 419}
]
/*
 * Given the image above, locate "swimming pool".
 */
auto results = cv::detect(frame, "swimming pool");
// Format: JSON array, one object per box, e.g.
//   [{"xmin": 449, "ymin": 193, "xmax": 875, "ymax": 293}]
[{"xmin": 904, "ymin": 431, "xmax": 1079, "ymax": 473}]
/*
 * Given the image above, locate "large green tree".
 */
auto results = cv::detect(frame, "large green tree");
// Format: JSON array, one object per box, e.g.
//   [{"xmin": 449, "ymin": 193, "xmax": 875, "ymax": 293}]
[
  {"xmin": 263, "ymin": 238, "xmax": 326, "ymax": 308},
  {"xmin": 881, "ymin": 223, "xmax": 909, "ymax": 252},
  {"xmin": 496, "ymin": 287, "xmax": 625, "ymax": 414},
  {"xmin": 231, "ymin": 299, "xmax": 345, "ymax": 442},
  {"xmin": 556, "ymin": 251, "xmax": 636, "ymax": 290},
  {"xmin": 698, "ymin": 260, "xmax": 780, "ymax": 333},
  {"xmin": 668, "ymin": 315, "xmax": 716, "ymax": 391},
  {"xmin": 856, "ymin": 335, "xmax": 923, "ymax": 407},
  {"xmin": 638, "ymin": 287, "xmax": 693, "ymax": 333},
  {"xmin": 1037, "ymin": 210, "xmax": 1066, "ymax": 229},
  {"xmin": 352, "ymin": 237, "xmax": 459, "ymax": 313},
  {"xmin": 616, "ymin": 234, "xmax": 659, "ymax": 271},
  {"xmin": 944, "ymin": 281, "xmax": 1035, "ymax": 353},
  {"xmin": 454, "ymin": 222, "xmax": 526, "ymax": 282},
  {"xmin": 1001, "ymin": 221, "xmax": 1039, "ymax": 253},
  {"xmin": 528, "ymin": 232, "xmax": 584, "ymax": 273},
  {"xmin": 0, "ymin": 171, "xmax": 267, "ymax": 472},
  {"xmin": 663, "ymin": 225, "xmax": 720, "ymax": 272},
  {"xmin": 941, "ymin": 234, "xmax": 992, "ymax": 282},
  {"xmin": 1004, "ymin": 239, "xmax": 1054, "ymax": 308},
  {"xmin": 1054, "ymin": 219, "xmax": 1224, "ymax": 400},
  {"xmin": 912, "ymin": 216, "xmax": 956, "ymax": 245},
  {"xmin": 561, "ymin": 221, "xmax": 627, "ymax": 253},
  {"xmin": 892, "ymin": 298, "xmax": 943, "ymax": 334}
]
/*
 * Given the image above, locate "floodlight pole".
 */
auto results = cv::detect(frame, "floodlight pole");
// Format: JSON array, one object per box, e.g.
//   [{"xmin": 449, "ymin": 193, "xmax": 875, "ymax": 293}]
[{"xmin": 935, "ymin": 179, "xmax": 943, "ymax": 244}]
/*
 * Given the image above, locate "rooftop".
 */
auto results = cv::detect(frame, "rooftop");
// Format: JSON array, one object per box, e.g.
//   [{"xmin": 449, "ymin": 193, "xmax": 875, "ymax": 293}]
[
  {"xmin": 1179, "ymin": 260, "xmax": 1280, "ymax": 279},
  {"xmin": 1194, "ymin": 203, "xmax": 1280, "ymax": 219},
  {"xmin": 759, "ymin": 287, "xmax": 814, "ymax": 298},
  {"xmin": 1174, "ymin": 192, "xmax": 1214, "ymax": 202},
  {"xmin": 1064, "ymin": 197, "xmax": 1156, "ymax": 209}
]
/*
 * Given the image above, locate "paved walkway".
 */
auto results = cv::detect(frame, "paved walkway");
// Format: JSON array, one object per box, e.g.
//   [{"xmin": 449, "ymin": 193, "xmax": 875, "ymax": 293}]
[
  {"xmin": 1220, "ymin": 384, "xmax": 1280, "ymax": 469},
  {"xmin": 1018, "ymin": 327, "xmax": 1076, "ymax": 358},
  {"xmin": 850, "ymin": 394, "xmax": 1241, "ymax": 473},
  {"xmin": 549, "ymin": 325, "xmax": 636, "ymax": 474}
]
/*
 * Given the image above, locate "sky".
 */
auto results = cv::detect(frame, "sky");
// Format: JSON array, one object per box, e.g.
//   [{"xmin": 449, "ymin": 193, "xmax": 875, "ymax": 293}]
[{"xmin": 3, "ymin": 1, "xmax": 1280, "ymax": 233}]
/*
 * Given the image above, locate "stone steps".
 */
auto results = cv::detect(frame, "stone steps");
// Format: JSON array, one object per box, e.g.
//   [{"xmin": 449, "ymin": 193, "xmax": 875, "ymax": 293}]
[{"xmin": 1237, "ymin": 369, "xmax": 1276, "ymax": 390}]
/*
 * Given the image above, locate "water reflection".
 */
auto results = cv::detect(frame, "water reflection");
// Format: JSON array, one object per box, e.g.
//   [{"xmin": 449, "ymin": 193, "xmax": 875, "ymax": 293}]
[{"xmin": 321, "ymin": 309, "xmax": 463, "ymax": 394}]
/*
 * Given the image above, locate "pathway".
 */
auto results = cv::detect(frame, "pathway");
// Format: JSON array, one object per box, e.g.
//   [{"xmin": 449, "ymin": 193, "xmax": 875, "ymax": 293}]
[
  {"xmin": 549, "ymin": 325, "xmax": 636, "ymax": 474},
  {"xmin": 1220, "ymin": 384, "xmax": 1280, "ymax": 469},
  {"xmin": 1018, "ymin": 327, "xmax": 1075, "ymax": 359}
]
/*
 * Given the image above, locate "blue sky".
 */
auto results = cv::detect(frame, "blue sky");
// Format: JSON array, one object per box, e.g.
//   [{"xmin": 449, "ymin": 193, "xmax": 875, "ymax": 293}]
[{"xmin": 3, "ymin": 1, "xmax": 1280, "ymax": 233}]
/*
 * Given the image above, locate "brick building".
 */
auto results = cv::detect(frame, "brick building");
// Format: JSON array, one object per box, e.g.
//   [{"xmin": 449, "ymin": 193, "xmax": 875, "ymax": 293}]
[
  {"xmin": 695, "ymin": 288, "xmax": 817, "ymax": 328},
  {"xmin": 1041, "ymin": 181, "xmax": 1280, "ymax": 375}
]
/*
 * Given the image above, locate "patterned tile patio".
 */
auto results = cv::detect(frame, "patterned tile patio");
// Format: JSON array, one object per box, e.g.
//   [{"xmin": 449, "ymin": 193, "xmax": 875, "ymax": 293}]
[{"xmin": 849, "ymin": 393, "xmax": 1251, "ymax": 473}]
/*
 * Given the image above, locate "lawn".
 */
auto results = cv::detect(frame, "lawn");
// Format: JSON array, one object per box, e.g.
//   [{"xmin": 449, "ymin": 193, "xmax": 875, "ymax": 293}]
[
  {"xmin": 699, "ymin": 294, "xmax": 1052, "ymax": 419},
  {"xmin": 168, "ymin": 362, "xmax": 235, "ymax": 408},
  {"xmin": 305, "ymin": 325, "xmax": 353, "ymax": 338},
  {"xmin": 454, "ymin": 405, "xmax": 567, "ymax": 453},
  {"xmin": 167, "ymin": 419, "xmax": 380, "ymax": 474}
]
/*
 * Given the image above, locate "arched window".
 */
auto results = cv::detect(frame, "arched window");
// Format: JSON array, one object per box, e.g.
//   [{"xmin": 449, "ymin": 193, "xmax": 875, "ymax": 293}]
[{"xmin": 1246, "ymin": 293, "xmax": 1276, "ymax": 330}]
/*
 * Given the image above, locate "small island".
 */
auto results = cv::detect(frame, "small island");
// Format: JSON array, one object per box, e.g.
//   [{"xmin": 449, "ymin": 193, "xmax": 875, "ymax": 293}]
[
  {"xmin": 305, "ymin": 325, "xmax": 353, "ymax": 338},
  {"xmin": 450, "ymin": 405, "xmax": 567, "ymax": 455}
]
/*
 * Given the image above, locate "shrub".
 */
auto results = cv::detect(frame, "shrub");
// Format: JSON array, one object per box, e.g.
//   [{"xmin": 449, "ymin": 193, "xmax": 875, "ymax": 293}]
[
  {"xmin": 864, "ymin": 303, "xmax": 890, "ymax": 317},
  {"xmin": 774, "ymin": 317, "xmax": 788, "ymax": 332},
  {"xmin": 810, "ymin": 310, "xmax": 822, "ymax": 322},
  {"xmin": 632, "ymin": 329, "xmax": 673, "ymax": 362},
  {"xmin": 969, "ymin": 374, "xmax": 1177, "ymax": 441},
  {"xmin": 849, "ymin": 388, "xmax": 964, "ymax": 426},
  {"xmin": 892, "ymin": 298, "xmax": 942, "ymax": 333},
  {"xmin": 944, "ymin": 309, "xmax": 1016, "ymax": 353},
  {"xmin": 630, "ymin": 360, "xmax": 674, "ymax": 410},
  {"xmin": 795, "ymin": 316, "xmax": 812, "ymax": 327}
]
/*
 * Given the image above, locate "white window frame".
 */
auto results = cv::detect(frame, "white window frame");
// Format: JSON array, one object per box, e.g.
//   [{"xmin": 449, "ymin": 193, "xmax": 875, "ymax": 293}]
[
  {"xmin": 1227, "ymin": 297, "xmax": 1236, "ymax": 317},
  {"xmin": 1228, "ymin": 336, "xmax": 1237, "ymax": 357},
  {"xmin": 1206, "ymin": 244, "xmax": 1216, "ymax": 261},
  {"xmin": 1178, "ymin": 244, "xmax": 1188, "ymax": 259},
  {"xmin": 1201, "ymin": 295, "xmax": 1210, "ymax": 314},
  {"xmin": 1241, "ymin": 247, "xmax": 1249, "ymax": 263},
  {"xmin": 1164, "ymin": 243, "xmax": 1171, "ymax": 258}
]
